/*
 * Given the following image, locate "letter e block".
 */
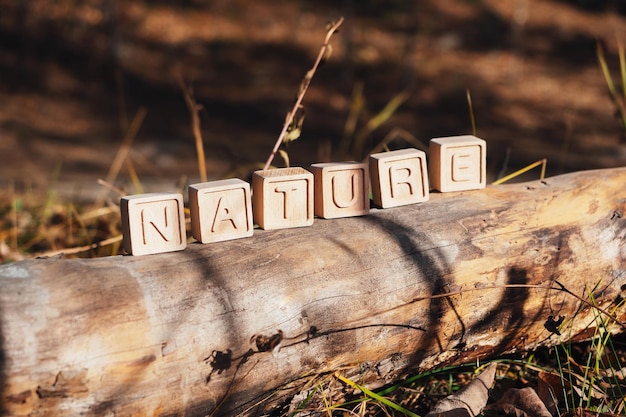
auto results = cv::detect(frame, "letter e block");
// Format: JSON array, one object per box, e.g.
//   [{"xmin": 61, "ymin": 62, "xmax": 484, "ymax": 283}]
[
  {"xmin": 369, "ymin": 148, "xmax": 429, "ymax": 208},
  {"xmin": 120, "ymin": 193, "xmax": 186, "ymax": 256},
  {"xmin": 429, "ymin": 135, "xmax": 486, "ymax": 192},
  {"xmin": 252, "ymin": 167, "xmax": 314, "ymax": 230},
  {"xmin": 189, "ymin": 179, "xmax": 253, "ymax": 243},
  {"xmin": 310, "ymin": 162, "xmax": 369, "ymax": 219}
]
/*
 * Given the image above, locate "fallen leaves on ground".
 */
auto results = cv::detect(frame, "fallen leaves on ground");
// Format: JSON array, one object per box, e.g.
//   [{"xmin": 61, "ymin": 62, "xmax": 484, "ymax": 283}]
[{"xmin": 425, "ymin": 362, "xmax": 497, "ymax": 417}]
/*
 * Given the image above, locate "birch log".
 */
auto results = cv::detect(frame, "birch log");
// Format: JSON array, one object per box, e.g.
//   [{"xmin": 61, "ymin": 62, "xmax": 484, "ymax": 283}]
[{"xmin": 1, "ymin": 168, "xmax": 625, "ymax": 417}]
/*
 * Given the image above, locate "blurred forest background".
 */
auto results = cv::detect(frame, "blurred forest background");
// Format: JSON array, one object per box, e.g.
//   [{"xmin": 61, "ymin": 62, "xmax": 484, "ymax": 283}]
[{"xmin": 1, "ymin": 0, "xmax": 626, "ymax": 202}]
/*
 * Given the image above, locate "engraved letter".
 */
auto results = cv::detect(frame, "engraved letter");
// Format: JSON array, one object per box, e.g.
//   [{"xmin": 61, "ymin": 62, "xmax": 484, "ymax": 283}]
[
  {"xmin": 211, "ymin": 196, "xmax": 238, "ymax": 232},
  {"xmin": 389, "ymin": 167, "xmax": 414, "ymax": 198},
  {"xmin": 331, "ymin": 172, "xmax": 359, "ymax": 208},
  {"xmin": 141, "ymin": 205, "xmax": 170, "ymax": 244}
]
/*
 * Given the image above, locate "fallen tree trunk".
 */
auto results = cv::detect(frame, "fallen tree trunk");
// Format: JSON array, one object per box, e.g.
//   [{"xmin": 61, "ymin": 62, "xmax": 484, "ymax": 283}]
[{"xmin": 1, "ymin": 167, "xmax": 625, "ymax": 416}]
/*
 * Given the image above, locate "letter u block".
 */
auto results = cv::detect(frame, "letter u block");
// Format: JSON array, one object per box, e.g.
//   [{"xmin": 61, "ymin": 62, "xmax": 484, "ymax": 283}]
[
  {"xmin": 252, "ymin": 167, "xmax": 314, "ymax": 230},
  {"xmin": 120, "ymin": 193, "xmax": 186, "ymax": 256},
  {"xmin": 429, "ymin": 135, "xmax": 486, "ymax": 192},
  {"xmin": 369, "ymin": 148, "xmax": 429, "ymax": 208},
  {"xmin": 310, "ymin": 162, "xmax": 369, "ymax": 219},
  {"xmin": 189, "ymin": 179, "xmax": 253, "ymax": 243}
]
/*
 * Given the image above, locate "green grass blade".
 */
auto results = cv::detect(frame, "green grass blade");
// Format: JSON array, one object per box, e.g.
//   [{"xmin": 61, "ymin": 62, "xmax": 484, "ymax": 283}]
[
  {"xmin": 619, "ymin": 38, "xmax": 626, "ymax": 102},
  {"xmin": 597, "ymin": 42, "xmax": 618, "ymax": 99},
  {"xmin": 335, "ymin": 372, "xmax": 421, "ymax": 417},
  {"xmin": 597, "ymin": 41, "xmax": 626, "ymax": 132},
  {"xmin": 353, "ymin": 91, "xmax": 410, "ymax": 157}
]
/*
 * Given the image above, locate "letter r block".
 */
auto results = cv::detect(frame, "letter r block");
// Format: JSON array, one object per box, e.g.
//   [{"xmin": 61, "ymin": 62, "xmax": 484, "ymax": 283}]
[
  {"xmin": 252, "ymin": 167, "xmax": 314, "ymax": 230},
  {"xmin": 189, "ymin": 179, "xmax": 253, "ymax": 243},
  {"xmin": 429, "ymin": 135, "xmax": 486, "ymax": 192},
  {"xmin": 310, "ymin": 162, "xmax": 369, "ymax": 219},
  {"xmin": 369, "ymin": 148, "xmax": 429, "ymax": 208},
  {"xmin": 120, "ymin": 193, "xmax": 186, "ymax": 256}
]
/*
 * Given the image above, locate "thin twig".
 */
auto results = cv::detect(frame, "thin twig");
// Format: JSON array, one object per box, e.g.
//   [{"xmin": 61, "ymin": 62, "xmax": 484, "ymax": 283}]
[
  {"xmin": 467, "ymin": 89, "xmax": 476, "ymax": 136},
  {"xmin": 354, "ymin": 283, "xmax": 626, "ymax": 332},
  {"xmin": 96, "ymin": 107, "xmax": 147, "ymax": 206},
  {"xmin": 34, "ymin": 234, "xmax": 123, "ymax": 258},
  {"xmin": 179, "ymin": 77, "xmax": 208, "ymax": 182},
  {"xmin": 262, "ymin": 17, "xmax": 344, "ymax": 171},
  {"xmin": 97, "ymin": 178, "xmax": 127, "ymax": 198}
]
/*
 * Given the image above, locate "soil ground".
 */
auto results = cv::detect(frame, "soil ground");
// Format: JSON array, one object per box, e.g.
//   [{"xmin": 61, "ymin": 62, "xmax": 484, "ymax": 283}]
[{"xmin": 1, "ymin": 0, "xmax": 626, "ymax": 202}]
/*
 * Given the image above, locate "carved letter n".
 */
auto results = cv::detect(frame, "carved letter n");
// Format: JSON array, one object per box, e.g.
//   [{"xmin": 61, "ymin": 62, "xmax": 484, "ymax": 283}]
[{"xmin": 120, "ymin": 193, "xmax": 186, "ymax": 256}]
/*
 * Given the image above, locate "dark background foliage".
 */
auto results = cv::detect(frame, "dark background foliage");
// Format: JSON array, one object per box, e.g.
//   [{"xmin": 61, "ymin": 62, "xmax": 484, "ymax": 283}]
[{"xmin": 1, "ymin": 0, "xmax": 625, "ymax": 199}]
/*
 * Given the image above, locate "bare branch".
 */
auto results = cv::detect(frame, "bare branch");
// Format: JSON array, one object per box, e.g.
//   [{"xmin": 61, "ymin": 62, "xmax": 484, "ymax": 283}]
[{"xmin": 262, "ymin": 17, "xmax": 344, "ymax": 171}]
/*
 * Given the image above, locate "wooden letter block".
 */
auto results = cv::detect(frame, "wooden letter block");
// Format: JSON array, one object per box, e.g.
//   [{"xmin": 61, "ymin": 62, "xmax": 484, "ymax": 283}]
[
  {"xmin": 310, "ymin": 162, "xmax": 370, "ymax": 219},
  {"xmin": 252, "ymin": 167, "xmax": 314, "ymax": 230},
  {"xmin": 120, "ymin": 193, "xmax": 186, "ymax": 256},
  {"xmin": 429, "ymin": 135, "xmax": 486, "ymax": 192},
  {"xmin": 369, "ymin": 148, "xmax": 429, "ymax": 208},
  {"xmin": 189, "ymin": 179, "xmax": 253, "ymax": 243}
]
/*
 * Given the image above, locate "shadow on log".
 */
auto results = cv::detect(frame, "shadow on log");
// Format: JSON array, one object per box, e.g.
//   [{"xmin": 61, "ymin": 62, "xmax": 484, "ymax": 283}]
[{"xmin": 1, "ymin": 168, "xmax": 625, "ymax": 416}]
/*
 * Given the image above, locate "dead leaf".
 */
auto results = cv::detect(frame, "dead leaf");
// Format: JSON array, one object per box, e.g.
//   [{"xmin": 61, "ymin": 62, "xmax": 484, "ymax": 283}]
[
  {"xmin": 425, "ymin": 362, "xmax": 497, "ymax": 417},
  {"xmin": 537, "ymin": 371, "xmax": 561, "ymax": 416},
  {"xmin": 278, "ymin": 150, "xmax": 290, "ymax": 168},
  {"xmin": 283, "ymin": 106, "xmax": 305, "ymax": 144},
  {"xmin": 489, "ymin": 387, "xmax": 552, "ymax": 417}
]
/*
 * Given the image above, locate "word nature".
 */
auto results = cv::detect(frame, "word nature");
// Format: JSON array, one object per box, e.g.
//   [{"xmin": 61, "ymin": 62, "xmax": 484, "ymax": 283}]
[{"xmin": 120, "ymin": 135, "xmax": 486, "ymax": 256}]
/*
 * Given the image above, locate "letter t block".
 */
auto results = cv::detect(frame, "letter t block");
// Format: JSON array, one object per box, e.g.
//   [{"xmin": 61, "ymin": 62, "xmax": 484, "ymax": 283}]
[
  {"xmin": 189, "ymin": 179, "xmax": 254, "ymax": 243},
  {"xmin": 429, "ymin": 135, "xmax": 486, "ymax": 192},
  {"xmin": 369, "ymin": 148, "xmax": 429, "ymax": 208},
  {"xmin": 120, "ymin": 192, "xmax": 187, "ymax": 256},
  {"xmin": 310, "ymin": 162, "xmax": 369, "ymax": 219},
  {"xmin": 252, "ymin": 167, "xmax": 314, "ymax": 230}
]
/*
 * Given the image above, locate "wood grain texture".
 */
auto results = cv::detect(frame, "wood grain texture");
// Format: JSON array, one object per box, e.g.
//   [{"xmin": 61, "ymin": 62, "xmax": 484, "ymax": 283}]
[
  {"xmin": 252, "ymin": 167, "xmax": 314, "ymax": 230},
  {"xmin": 310, "ymin": 162, "xmax": 369, "ymax": 219},
  {"xmin": 1, "ymin": 168, "xmax": 625, "ymax": 416},
  {"xmin": 369, "ymin": 148, "xmax": 430, "ymax": 208},
  {"xmin": 429, "ymin": 135, "xmax": 486, "ymax": 192}
]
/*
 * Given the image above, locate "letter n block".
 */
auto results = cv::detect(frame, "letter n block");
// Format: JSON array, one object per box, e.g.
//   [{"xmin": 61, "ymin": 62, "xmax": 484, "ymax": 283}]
[
  {"xmin": 310, "ymin": 162, "xmax": 369, "ymax": 219},
  {"xmin": 252, "ymin": 167, "xmax": 314, "ymax": 230},
  {"xmin": 189, "ymin": 179, "xmax": 253, "ymax": 243},
  {"xmin": 120, "ymin": 193, "xmax": 186, "ymax": 256},
  {"xmin": 369, "ymin": 148, "xmax": 429, "ymax": 208},
  {"xmin": 429, "ymin": 135, "xmax": 486, "ymax": 192}
]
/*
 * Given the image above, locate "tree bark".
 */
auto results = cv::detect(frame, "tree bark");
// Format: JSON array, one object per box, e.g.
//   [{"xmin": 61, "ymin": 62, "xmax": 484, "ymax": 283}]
[{"xmin": 1, "ymin": 168, "xmax": 625, "ymax": 417}]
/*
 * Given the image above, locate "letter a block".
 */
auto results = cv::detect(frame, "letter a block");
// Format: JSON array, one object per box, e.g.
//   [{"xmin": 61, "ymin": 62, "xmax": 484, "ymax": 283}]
[
  {"xmin": 189, "ymin": 179, "xmax": 253, "ymax": 243},
  {"xmin": 429, "ymin": 135, "xmax": 486, "ymax": 192},
  {"xmin": 310, "ymin": 162, "xmax": 369, "ymax": 219},
  {"xmin": 252, "ymin": 167, "xmax": 314, "ymax": 230},
  {"xmin": 369, "ymin": 148, "xmax": 429, "ymax": 208},
  {"xmin": 120, "ymin": 193, "xmax": 186, "ymax": 256}
]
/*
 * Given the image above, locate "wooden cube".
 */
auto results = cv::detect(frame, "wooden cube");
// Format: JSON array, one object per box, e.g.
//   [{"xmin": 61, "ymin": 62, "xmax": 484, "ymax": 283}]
[
  {"xmin": 429, "ymin": 135, "xmax": 486, "ymax": 192},
  {"xmin": 189, "ymin": 179, "xmax": 253, "ymax": 243},
  {"xmin": 369, "ymin": 148, "xmax": 429, "ymax": 208},
  {"xmin": 310, "ymin": 162, "xmax": 370, "ymax": 219},
  {"xmin": 120, "ymin": 193, "xmax": 186, "ymax": 256},
  {"xmin": 252, "ymin": 167, "xmax": 314, "ymax": 230}
]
